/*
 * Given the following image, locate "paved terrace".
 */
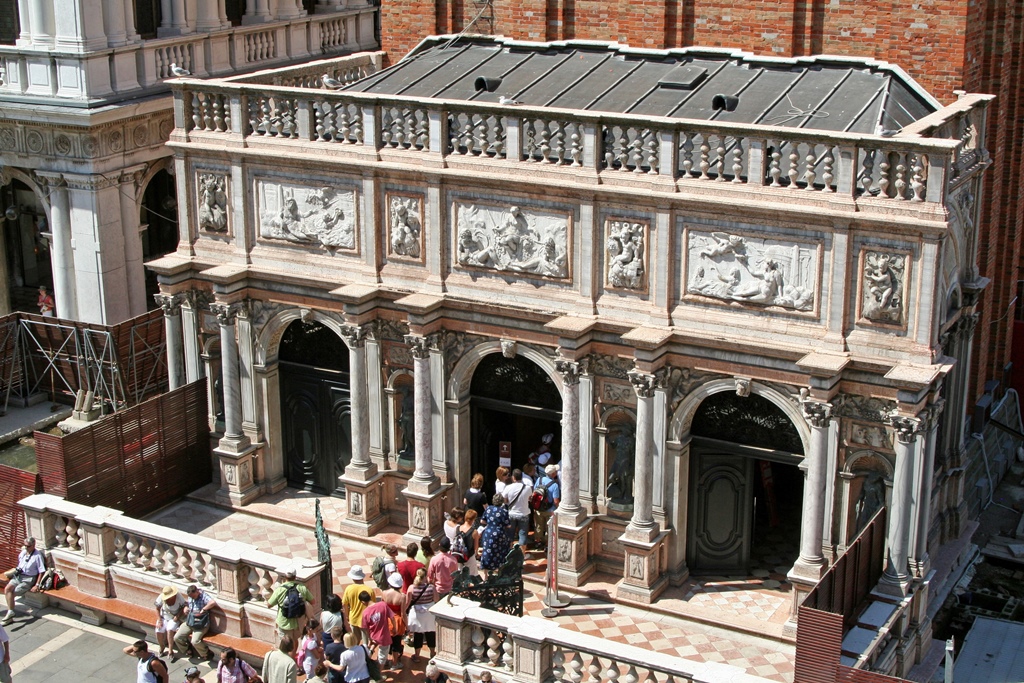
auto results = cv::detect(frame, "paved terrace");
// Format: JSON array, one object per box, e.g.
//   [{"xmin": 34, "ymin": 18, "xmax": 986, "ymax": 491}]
[{"xmin": 148, "ymin": 486, "xmax": 797, "ymax": 682}]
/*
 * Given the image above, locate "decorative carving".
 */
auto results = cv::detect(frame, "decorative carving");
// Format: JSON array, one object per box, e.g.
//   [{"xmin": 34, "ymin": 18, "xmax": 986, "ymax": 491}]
[
  {"xmin": 198, "ymin": 173, "xmax": 228, "ymax": 233},
  {"xmin": 258, "ymin": 179, "xmax": 357, "ymax": 250},
  {"xmin": 455, "ymin": 203, "xmax": 569, "ymax": 278},
  {"xmin": 404, "ymin": 334, "xmax": 431, "ymax": 360},
  {"xmin": 437, "ymin": 330, "xmax": 488, "ymax": 377},
  {"xmin": 849, "ymin": 423, "xmax": 892, "ymax": 450},
  {"xmin": 0, "ymin": 128, "xmax": 15, "ymax": 150},
  {"xmin": 735, "ymin": 377, "xmax": 751, "ymax": 397},
  {"xmin": 340, "ymin": 324, "xmax": 367, "ymax": 348},
  {"xmin": 686, "ymin": 230, "xmax": 816, "ymax": 310},
  {"xmin": 388, "ymin": 194, "xmax": 422, "ymax": 260},
  {"xmin": 601, "ymin": 381, "xmax": 636, "ymax": 406},
  {"xmin": 606, "ymin": 422, "xmax": 635, "ymax": 505},
  {"xmin": 606, "ymin": 219, "xmax": 646, "ymax": 290},
  {"xmin": 412, "ymin": 506, "xmax": 426, "ymax": 531},
  {"xmin": 802, "ymin": 401, "xmax": 833, "ymax": 428},
  {"xmin": 25, "ymin": 130, "xmax": 43, "ymax": 153},
  {"xmin": 349, "ymin": 491, "xmax": 363, "ymax": 516},
  {"xmin": 887, "ymin": 414, "xmax": 923, "ymax": 443},
  {"xmin": 385, "ymin": 344, "xmax": 414, "ymax": 368},
  {"xmin": 500, "ymin": 339, "xmax": 518, "ymax": 359},
  {"xmin": 154, "ymin": 293, "xmax": 183, "ymax": 315},
  {"xmin": 832, "ymin": 395, "xmax": 897, "ymax": 423},
  {"xmin": 376, "ymin": 318, "xmax": 410, "ymax": 342},
  {"xmin": 210, "ymin": 301, "xmax": 242, "ymax": 326},
  {"xmin": 659, "ymin": 365, "xmax": 722, "ymax": 414},
  {"xmin": 587, "ymin": 354, "xmax": 633, "ymax": 379},
  {"xmin": 628, "ymin": 555, "xmax": 645, "ymax": 580},
  {"xmin": 246, "ymin": 299, "xmax": 285, "ymax": 329},
  {"xmin": 108, "ymin": 130, "xmax": 124, "ymax": 152},
  {"xmin": 627, "ymin": 370, "xmax": 658, "ymax": 399},
  {"xmin": 557, "ymin": 539, "xmax": 572, "ymax": 563},
  {"xmin": 54, "ymin": 134, "xmax": 72, "ymax": 156},
  {"xmin": 861, "ymin": 251, "xmax": 907, "ymax": 325},
  {"xmin": 554, "ymin": 359, "xmax": 581, "ymax": 385}
]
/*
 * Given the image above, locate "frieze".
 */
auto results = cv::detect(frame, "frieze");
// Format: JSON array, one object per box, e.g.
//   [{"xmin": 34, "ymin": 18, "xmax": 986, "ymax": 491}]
[
  {"xmin": 387, "ymin": 193, "xmax": 423, "ymax": 261},
  {"xmin": 436, "ymin": 330, "xmax": 489, "ymax": 378},
  {"xmin": 0, "ymin": 114, "xmax": 173, "ymax": 161},
  {"xmin": 454, "ymin": 203, "xmax": 570, "ymax": 279},
  {"xmin": 258, "ymin": 179, "xmax": 357, "ymax": 251},
  {"xmin": 847, "ymin": 422, "xmax": 893, "ymax": 451},
  {"xmin": 384, "ymin": 343, "xmax": 414, "ymax": 369},
  {"xmin": 685, "ymin": 229, "xmax": 818, "ymax": 311},
  {"xmin": 246, "ymin": 299, "xmax": 286, "ymax": 330},
  {"xmin": 587, "ymin": 353, "xmax": 633, "ymax": 380},
  {"xmin": 197, "ymin": 172, "xmax": 229, "ymax": 233},
  {"xmin": 606, "ymin": 218, "xmax": 647, "ymax": 291},
  {"xmin": 375, "ymin": 318, "xmax": 410, "ymax": 342},
  {"xmin": 832, "ymin": 394, "xmax": 897, "ymax": 423},
  {"xmin": 600, "ymin": 380, "xmax": 636, "ymax": 407},
  {"xmin": 860, "ymin": 250, "xmax": 908, "ymax": 326}
]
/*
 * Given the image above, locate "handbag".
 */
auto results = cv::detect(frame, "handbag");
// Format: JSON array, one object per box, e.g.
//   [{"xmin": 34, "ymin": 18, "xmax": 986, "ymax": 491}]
[
  {"xmin": 362, "ymin": 645, "xmax": 382, "ymax": 682},
  {"xmin": 187, "ymin": 609, "xmax": 210, "ymax": 630}
]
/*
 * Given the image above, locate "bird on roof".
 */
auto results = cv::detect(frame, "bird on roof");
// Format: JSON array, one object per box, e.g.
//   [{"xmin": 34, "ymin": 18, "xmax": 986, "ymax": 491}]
[
  {"xmin": 322, "ymin": 74, "xmax": 344, "ymax": 90},
  {"xmin": 499, "ymin": 96, "xmax": 523, "ymax": 106},
  {"xmin": 169, "ymin": 63, "xmax": 190, "ymax": 77}
]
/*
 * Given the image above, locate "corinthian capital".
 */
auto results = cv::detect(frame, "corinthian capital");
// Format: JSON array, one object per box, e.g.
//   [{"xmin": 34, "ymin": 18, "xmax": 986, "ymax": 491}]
[
  {"xmin": 554, "ymin": 359, "xmax": 581, "ymax": 386},
  {"xmin": 886, "ymin": 414, "xmax": 923, "ymax": 444},
  {"xmin": 627, "ymin": 369, "xmax": 658, "ymax": 399},
  {"xmin": 154, "ymin": 293, "xmax": 183, "ymax": 315},
  {"xmin": 209, "ymin": 301, "xmax": 242, "ymax": 326},
  {"xmin": 340, "ymin": 324, "xmax": 368, "ymax": 349},
  {"xmin": 404, "ymin": 333, "xmax": 433, "ymax": 359},
  {"xmin": 802, "ymin": 400, "xmax": 833, "ymax": 429}
]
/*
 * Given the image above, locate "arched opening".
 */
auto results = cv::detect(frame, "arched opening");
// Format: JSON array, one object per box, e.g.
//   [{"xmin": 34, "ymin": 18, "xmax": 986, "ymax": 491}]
[
  {"xmin": 1, "ymin": 179, "xmax": 52, "ymax": 314},
  {"xmin": 278, "ymin": 320, "xmax": 352, "ymax": 495},
  {"xmin": 470, "ymin": 353, "xmax": 561, "ymax": 497},
  {"xmin": 140, "ymin": 169, "xmax": 178, "ymax": 308},
  {"xmin": 687, "ymin": 391, "xmax": 804, "ymax": 576}
]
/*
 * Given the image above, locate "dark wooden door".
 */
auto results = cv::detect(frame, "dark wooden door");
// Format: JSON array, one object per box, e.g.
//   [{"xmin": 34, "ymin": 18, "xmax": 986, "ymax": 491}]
[
  {"xmin": 688, "ymin": 449, "xmax": 754, "ymax": 574},
  {"xmin": 280, "ymin": 362, "xmax": 351, "ymax": 495}
]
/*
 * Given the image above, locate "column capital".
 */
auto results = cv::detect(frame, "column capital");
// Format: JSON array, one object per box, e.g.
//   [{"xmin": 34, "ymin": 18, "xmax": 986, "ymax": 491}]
[
  {"xmin": 627, "ymin": 369, "xmax": 658, "ymax": 399},
  {"xmin": 554, "ymin": 358, "xmax": 583, "ymax": 385},
  {"xmin": 210, "ymin": 301, "xmax": 244, "ymax": 326},
  {"xmin": 923, "ymin": 399, "xmax": 945, "ymax": 429},
  {"xmin": 341, "ymin": 323, "xmax": 368, "ymax": 349},
  {"xmin": 886, "ymin": 414, "xmax": 923, "ymax": 443},
  {"xmin": 802, "ymin": 400, "xmax": 833, "ymax": 428},
  {"xmin": 154, "ymin": 292, "xmax": 184, "ymax": 315},
  {"xmin": 404, "ymin": 333, "xmax": 433, "ymax": 359}
]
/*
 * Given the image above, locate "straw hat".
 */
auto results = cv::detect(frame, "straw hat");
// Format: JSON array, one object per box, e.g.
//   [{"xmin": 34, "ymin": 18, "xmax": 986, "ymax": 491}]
[{"xmin": 160, "ymin": 585, "xmax": 178, "ymax": 602}]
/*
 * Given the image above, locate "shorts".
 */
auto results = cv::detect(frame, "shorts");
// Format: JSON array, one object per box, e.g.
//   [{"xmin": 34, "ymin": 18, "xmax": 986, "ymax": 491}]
[
  {"xmin": 9, "ymin": 574, "xmax": 36, "ymax": 596},
  {"xmin": 155, "ymin": 616, "xmax": 180, "ymax": 633}
]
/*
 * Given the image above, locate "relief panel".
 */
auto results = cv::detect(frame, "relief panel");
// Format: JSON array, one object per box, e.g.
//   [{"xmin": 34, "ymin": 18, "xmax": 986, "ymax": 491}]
[
  {"xmin": 257, "ymin": 178, "xmax": 358, "ymax": 251},
  {"xmin": 605, "ymin": 218, "xmax": 648, "ymax": 291},
  {"xmin": 858, "ymin": 249, "xmax": 909, "ymax": 327},
  {"xmin": 386, "ymin": 193, "xmax": 424, "ymax": 262},
  {"xmin": 197, "ymin": 172, "xmax": 229, "ymax": 234},
  {"xmin": 684, "ymin": 229, "xmax": 819, "ymax": 311},
  {"xmin": 454, "ymin": 203, "xmax": 570, "ymax": 279}
]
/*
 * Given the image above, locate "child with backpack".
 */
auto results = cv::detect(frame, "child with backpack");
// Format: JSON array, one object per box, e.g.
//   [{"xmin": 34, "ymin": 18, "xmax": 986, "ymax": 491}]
[{"xmin": 296, "ymin": 618, "xmax": 323, "ymax": 679}]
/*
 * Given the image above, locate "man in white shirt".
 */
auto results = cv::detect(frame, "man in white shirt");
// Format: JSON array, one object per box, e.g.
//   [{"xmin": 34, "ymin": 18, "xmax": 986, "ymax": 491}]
[
  {"xmin": 502, "ymin": 469, "xmax": 532, "ymax": 547},
  {"xmin": 2, "ymin": 537, "xmax": 45, "ymax": 625}
]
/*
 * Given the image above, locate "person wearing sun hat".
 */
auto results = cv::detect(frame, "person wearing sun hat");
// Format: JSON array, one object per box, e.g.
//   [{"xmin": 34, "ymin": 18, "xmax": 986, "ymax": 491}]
[
  {"xmin": 342, "ymin": 565, "xmax": 373, "ymax": 645},
  {"xmin": 382, "ymin": 573, "xmax": 406, "ymax": 670},
  {"xmin": 153, "ymin": 584, "xmax": 186, "ymax": 658},
  {"xmin": 267, "ymin": 568, "xmax": 313, "ymax": 651}
]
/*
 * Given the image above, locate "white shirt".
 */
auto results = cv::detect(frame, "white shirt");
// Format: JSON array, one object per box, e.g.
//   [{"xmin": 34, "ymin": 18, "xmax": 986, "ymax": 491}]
[
  {"xmin": 16, "ymin": 549, "xmax": 45, "ymax": 577},
  {"xmin": 503, "ymin": 481, "xmax": 532, "ymax": 517},
  {"xmin": 136, "ymin": 654, "xmax": 159, "ymax": 683}
]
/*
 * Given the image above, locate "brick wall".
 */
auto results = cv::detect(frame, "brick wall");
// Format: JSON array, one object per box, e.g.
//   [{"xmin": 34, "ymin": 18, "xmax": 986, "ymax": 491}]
[{"xmin": 380, "ymin": 0, "xmax": 1024, "ymax": 401}]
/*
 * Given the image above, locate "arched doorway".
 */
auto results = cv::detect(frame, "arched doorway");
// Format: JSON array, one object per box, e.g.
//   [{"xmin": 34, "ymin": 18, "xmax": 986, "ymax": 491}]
[
  {"xmin": 687, "ymin": 391, "xmax": 804, "ymax": 575},
  {"xmin": 140, "ymin": 169, "xmax": 178, "ymax": 307},
  {"xmin": 1, "ymin": 179, "xmax": 51, "ymax": 314},
  {"xmin": 470, "ymin": 353, "xmax": 561, "ymax": 496},
  {"xmin": 278, "ymin": 320, "xmax": 352, "ymax": 495}
]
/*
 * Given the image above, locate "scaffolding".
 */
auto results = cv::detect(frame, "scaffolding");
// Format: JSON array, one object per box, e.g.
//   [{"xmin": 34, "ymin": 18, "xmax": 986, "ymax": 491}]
[{"xmin": 0, "ymin": 309, "xmax": 168, "ymax": 415}]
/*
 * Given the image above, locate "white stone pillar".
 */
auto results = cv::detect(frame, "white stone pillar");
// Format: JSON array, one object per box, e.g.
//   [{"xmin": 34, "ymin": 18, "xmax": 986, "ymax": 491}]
[
  {"xmin": 16, "ymin": 0, "xmax": 31, "ymax": 44},
  {"xmin": 555, "ymin": 358, "xmax": 586, "ymax": 526},
  {"xmin": 881, "ymin": 415, "xmax": 922, "ymax": 593},
  {"xmin": 40, "ymin": 175, "xmax": 77, "ymax": 320},
  {"xmin": 156, "ymin": 294, "xmax": 185, "ymax": 390},
  {"xmin": 196, "ymin": 0, "xmax": 225, "ymax": 31},
  {"xmin": 213, "ymin": 302, "xmax": 250, "ymax": 451},
  {"xmin": 102, "ymin": 0, "xmax": 127, "ymax": 46},
  {"xmin": 406, "ymin": 334, "xmax": 437, "ymax": 487},
  {"xmin": 914, "ymin": 402, "xmax": 943, "ymax": 571},
  {"xmin": 27, "ymin": 0, "xmax": 54, "ymax": 45},
  {"xmin": 181, "ymin": 292, "xmax": 205, "ymax": 383},
  {"xmin": 123, "ymin": 0, "xmax": 140, "ymax": 42},
  {"xmin": 624, "ymin": 370, "xmax": 658, "ymax": 541},
  {"xmin": 118, "ymin": 171, "xmax": 147, "ymax": 317},
  {"xmin": 243, "ymin": 0, "xmax": 272, "ymax": 24},
  {"xmin": 341, "ymin": 324, "xmax": 376, "ymax": 480},
  {"xmin": 791, "ymin": 401, "xmax": 832, "ymax": 580}
]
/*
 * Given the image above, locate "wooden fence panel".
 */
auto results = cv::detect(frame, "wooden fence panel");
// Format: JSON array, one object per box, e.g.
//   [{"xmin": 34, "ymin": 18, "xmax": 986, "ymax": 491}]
[{"xmin": 0, "ymin": 465, "xmax": 42, "ymax": 569}]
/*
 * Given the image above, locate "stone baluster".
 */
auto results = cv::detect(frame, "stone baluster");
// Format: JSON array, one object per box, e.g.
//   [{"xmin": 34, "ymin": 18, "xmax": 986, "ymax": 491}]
[
  {"xmin": 555, "ymin": 358, "xmax": 585, "ymax": 526},
  {"xmin": 881, "ymin": 414, "xmax": 923, "ymax": 593},
  {"xmin": 790, "ymin": 400, "xmax": 831, "ymax": 580},
  {"xmin": 624, "ymin": 370, "xmax": 658, "ymax": 540},
  {"xmin": 155, "ymin": 293, "xmax": 185, "ymax": 390},
  {"xmin": 340, "ymin": 324, "xmax": 375, "ymax": 478}
]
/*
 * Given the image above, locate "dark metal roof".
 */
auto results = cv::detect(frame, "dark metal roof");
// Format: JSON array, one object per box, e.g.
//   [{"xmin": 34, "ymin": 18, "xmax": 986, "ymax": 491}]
[{"xmin": 345, "ymin": 36, "xmax": 940, "ymax": 133}]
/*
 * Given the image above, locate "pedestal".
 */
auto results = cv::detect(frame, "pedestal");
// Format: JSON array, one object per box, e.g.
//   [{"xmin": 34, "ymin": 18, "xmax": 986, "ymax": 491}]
[
  {"xmin": 402, "ymin": 482, "xmax": 451, "ymax": 545},
  {"xmin": 616, "ymin": 530, "xmax": 669, "ymax": 604},
  {"xmin": 554, "ymin": 518, "xmax": 595, "ymax": 588},
  {"xmin": 338, "ymin": 472, "xmax": 388, "ymax": 536},
  {"xmin": 214, "ymin": 443, "xmax": 261, "ymax": 506}
]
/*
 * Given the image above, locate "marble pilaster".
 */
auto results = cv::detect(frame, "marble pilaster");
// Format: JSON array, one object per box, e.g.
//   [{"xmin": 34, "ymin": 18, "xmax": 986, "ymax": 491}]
[
  {"xmin": 155, "ymin": 293, "xmax": 185, "ymax": 390},
  {"xmin": 790, "ymin": 400, "xmax": 832, "ymax": 581},
  {"xmin": 880, "ymin": 414, "xmax": 923, "ymax": 595}
]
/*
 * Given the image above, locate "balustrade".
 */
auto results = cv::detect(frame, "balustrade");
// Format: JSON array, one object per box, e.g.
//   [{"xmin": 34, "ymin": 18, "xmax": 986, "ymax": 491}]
[{"xmin": 524, "ymin": 117, "xmax": 582, "ymax": 165}]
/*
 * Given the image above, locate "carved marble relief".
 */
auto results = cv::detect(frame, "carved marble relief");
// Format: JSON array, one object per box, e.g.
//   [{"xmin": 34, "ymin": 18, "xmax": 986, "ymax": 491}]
[
  {"xmin": 860, "ymin": 250, "xmax": 908, "ymax": 326},
  {"xmin": 454, "ymin": 203, "xmax": 570, "ymax": 279},
  {"xmin": 606, "ymin": 219, "xmax": 647, "ymax": 290},
  {"xmin": 387, "ymin": 194, "xmax": 423, "ymax": 260},
  {"xmin": 257, "ymin": 179, "xmax": 357, "ymax": 250},
  {"xmin": 848, "ymin": 422, "xmax": 893, "ymax": 451},
  {"xmin": 197, "ymin": 173, "xmax": 228, "ymax": 233},
  {"xmin": 686, "ymin": 230, "xmax": 817, "ymax": 311},
  {"xmin": 601, "ymin": 380, "xmax": 636, "ymax": 406}
]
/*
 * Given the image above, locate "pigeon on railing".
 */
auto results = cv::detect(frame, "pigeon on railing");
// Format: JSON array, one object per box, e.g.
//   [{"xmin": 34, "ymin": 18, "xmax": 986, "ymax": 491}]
[
  {"xmin": 499, "ymin": 96, "xmax": 523, "ymax": 106},
  {"xmin": 322, "ymin": 74, "xmax": 344, "ymax": 90},
  {"xmin": 169, "ymin": 63, "xmax": 191, "ymax": 77}
]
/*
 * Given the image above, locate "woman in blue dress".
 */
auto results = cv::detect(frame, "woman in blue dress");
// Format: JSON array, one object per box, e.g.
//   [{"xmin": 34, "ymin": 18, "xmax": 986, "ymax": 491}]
[{"xmin": 478, "ymin": 493, "xmax": 512, "ymax": 574}]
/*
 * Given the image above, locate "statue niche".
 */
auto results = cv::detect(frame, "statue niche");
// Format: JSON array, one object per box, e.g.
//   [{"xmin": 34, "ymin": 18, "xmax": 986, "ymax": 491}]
[{"xmin": 604, "ymin": 412, "xmax": 636, "ymax": 511}]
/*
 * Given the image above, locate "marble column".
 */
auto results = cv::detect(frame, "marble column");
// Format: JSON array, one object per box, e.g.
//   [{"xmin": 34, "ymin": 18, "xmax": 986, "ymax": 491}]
[
  {"xmin": 181, "ymin": 292, "xmax": 205, "ymax": 383},
  {"xmin": 28, "ymin": 0, "xmax": 54, "ymax": 45},
  {"xmin": 555, "ymin": 358, "xmax": 586, "ymax": 526},
  {"xmin": 213, "ymin": 303, "xmax": 248, "ymax": 450},
  {"xmin": 243, "ymin": 0, "xmax": 272, "ymax": 24},
  {"xmin": 43, "ymin": 177, "xmax": 77, "ymax": 320},
  {"xmin": 118, "ymin": 171, "xmax": 147, "ymax": 316},
  {"xmin": 16, "ymin": 0, "xmax": 31, "ymax": 44},
  {"xmin": 912, "ymin": 401, "xmax": 943, "ymax": 574},
  {"xmin": 102, "ymin": 0, "xmax": 127, "ymax": 46},
  {"xmin": 881, "ymin": 414, "xmax": 922, "ymax": 593},
  {"xmin": 791, "ymin": 401, "xmax": 832, "ymax": 580},
  {"xmin": 155, "ymin": 294, "xmax": 185, "ymax": 390},
  {"xmin": 406, "ymin": 334, "xmax": 437, "ymax": 488},
  {"xmin": 196, "ymin": 0, "xmax": 224, "ymax": 31},
  {"xmin": 624, "ymin": 370, "xmax": 658, "ymax": 540},
  {"xmin": 341, "ymin": 324, "xmax": 376, "ymax": 480}
]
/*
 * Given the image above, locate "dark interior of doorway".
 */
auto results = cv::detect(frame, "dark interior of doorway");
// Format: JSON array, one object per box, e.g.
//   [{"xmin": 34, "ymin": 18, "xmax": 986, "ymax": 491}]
[
  {"xmin": 141, "ymin": 170, "xmax": 179, "ymax": 310},
  {"xmin": 748, "ymin": 458, "xmax": 802, "ymax": 577},
  {"xmin": 471, "ymin": 403, "xmax": 560, "ymax": 499}
]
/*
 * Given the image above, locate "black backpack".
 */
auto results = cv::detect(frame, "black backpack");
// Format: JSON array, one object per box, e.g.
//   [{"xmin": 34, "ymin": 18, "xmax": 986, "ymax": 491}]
[
  {"xmin": 281, "ymin": 583, "xmax": 305, "ymax": 619},
  {"xmin": 146, "ymin": 654, "xmax": 168, "ymax": 683}
]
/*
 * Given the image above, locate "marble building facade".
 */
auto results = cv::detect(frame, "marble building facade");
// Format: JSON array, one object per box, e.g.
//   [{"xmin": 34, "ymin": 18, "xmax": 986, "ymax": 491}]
[{"xmin": 150, "ymin": 37, "xmax": 992, "ymax": 653}]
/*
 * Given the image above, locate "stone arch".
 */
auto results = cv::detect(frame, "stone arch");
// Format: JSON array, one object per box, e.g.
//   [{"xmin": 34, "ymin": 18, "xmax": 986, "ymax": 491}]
[
  {"xmin": 255, "ymin": 307, "xmax": 348, "ymax": 366},
  {"xmin": 447, "ymin": 340, "xmax": 564, "ymax": 402},
  {"xmin": 134, "ymin": 157, "xmax": 174, "ymax": 213},
  {"xmin": 598, "ymin": 404, "xmax": 637, "ymax": 427},
  {"xmin": 1, "ymin": 168, "xmax": 52, "ymax": 215},
  {"xmin": 669, "ymin": 378, "xmax": 811, "ymax": 454},
  {"xmin": 844, "ymin": 448, "xmax": 894, "ymax": 477},
  {"xmin": 386, "ymin": 368, "xmax": 413, "ymax": 390}
]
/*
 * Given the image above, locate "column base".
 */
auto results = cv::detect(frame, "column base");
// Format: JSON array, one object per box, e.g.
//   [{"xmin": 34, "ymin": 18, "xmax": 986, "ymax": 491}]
[
  {"xmin": 214, "ymin": 444, "xmax": 261, "ymax": 506},
  {"xmin": 621, "ymin": 519, "xmax": 660, "ymax": 544},
  {"xmin": 788, "ymin": 557, "xmax": 827, "ymax": 583},
  {"xmin": 217, "ymin": 433, "xmax": 252, "ymax": 454},
  {"xmin": 555, "ymin": 504, "xmax": 588, "ymax": 529},
  {"xmin": 405, "ymin": 473, "xmax": 441, "ymax": 496},
  {"xmin": 343, "ymin": 461, "xmax": 379, "ymax": 482},
  {"xmin": 616, "ymin": 529, "xmax": 669, "ymax": 604},
  {"xmin": 338, "ymin": 471, "xmax": 388, "ymax": 536},
  {"xmin": 402, "ymin": 482, "xmax": 452, "ymax": 544},
  {"xmin": 554, "ymin": 517, "xmax": 595, "ymax": 589},
  {"xmin": 876, "ymin": 571, "xmax": 912, "ymax": 597}
]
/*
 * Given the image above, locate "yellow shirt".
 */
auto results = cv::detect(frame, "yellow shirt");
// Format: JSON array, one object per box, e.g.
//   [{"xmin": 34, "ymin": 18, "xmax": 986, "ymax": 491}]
[{"xmin": 342, "ymin": 582, "xmax": 371, "ymax": 627}]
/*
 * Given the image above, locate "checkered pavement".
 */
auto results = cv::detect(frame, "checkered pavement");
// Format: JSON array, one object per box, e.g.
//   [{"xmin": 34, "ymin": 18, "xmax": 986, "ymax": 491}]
[{"xmin": 147, "ymin": 490, "xmax": 795, "ymax": 682}]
